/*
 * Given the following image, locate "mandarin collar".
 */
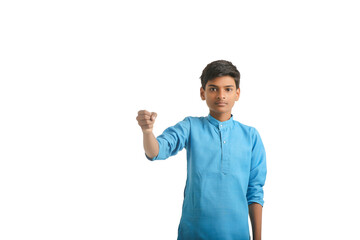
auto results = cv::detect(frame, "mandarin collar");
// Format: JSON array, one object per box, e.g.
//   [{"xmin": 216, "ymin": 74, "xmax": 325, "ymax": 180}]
[{"xmin": 207, "ymin": 113, "xmax": 234, "ymax": 129}]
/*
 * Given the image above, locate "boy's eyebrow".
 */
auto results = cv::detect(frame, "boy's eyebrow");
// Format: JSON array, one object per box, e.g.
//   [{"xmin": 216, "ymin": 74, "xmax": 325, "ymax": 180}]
[{"xmin": 208, "ymin": 84, "xmax": 235, "ymax": 88}]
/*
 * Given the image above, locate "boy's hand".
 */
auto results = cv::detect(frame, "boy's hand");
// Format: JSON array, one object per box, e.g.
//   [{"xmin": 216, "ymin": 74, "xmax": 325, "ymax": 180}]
[{"xmin": 136, "ymin": 110, "xmax": 157, "ymax": 133}]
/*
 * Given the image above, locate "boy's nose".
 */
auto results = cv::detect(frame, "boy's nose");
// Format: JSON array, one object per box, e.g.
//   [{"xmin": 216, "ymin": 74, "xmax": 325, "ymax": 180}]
[{"xmin": 217, "ymin": 91, "xmax": 226, "ymax": 99}]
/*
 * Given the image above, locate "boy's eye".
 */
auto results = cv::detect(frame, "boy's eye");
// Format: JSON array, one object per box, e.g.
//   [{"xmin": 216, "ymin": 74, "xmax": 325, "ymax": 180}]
[
  {"xmin": 210, "ymin": 88, "xmax": 217, "ymax": 91},
  {"xmin": 226, "ymin": 88, "xmax": 232, "ymax": 92}
]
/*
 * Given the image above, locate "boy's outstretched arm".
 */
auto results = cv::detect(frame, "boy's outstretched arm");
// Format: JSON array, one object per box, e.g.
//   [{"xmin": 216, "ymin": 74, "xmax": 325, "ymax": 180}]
[
  {"xmin": 248, "ymin": 203, "xmax": 262, "ymax": 240},
  {"xmin": 136, "ymin": 110, "xmax": 159, "ymax": 159}
]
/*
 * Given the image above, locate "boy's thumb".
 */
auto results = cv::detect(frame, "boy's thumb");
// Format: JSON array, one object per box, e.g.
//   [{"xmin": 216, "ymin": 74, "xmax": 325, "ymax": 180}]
[{"xmin": 151, "ymin": 112, "xmax": 157, "ymax": 121}]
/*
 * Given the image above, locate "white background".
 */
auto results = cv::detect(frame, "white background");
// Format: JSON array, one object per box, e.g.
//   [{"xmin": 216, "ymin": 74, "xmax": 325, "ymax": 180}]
[{"xmin": 1, "ymin": 0, "xmax": 359, "ymax": 239}]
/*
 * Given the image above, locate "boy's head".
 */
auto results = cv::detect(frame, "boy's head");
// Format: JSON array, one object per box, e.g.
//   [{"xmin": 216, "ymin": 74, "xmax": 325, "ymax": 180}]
[
  {"xmin": 200, "ymin": 60, "xmax": 241, "ymax": 119},
  {"xmin": 200, "ymin": 60, "xmax": 240, "ymax": 90}
]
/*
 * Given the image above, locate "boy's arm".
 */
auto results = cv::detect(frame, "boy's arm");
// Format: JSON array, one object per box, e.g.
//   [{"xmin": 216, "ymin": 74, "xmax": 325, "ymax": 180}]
[
  {"xmin": 248, "ymin": 202, "xmax": 262, "ymax": 240},
  {"xmin": 137, "ymin": 110, "xmax": 190, "ymax": 160},
  {"xmin": 137, "ymin": 110, "xmax": 159, "ymax": 158},
  {"xmin": 143, "ymin": 131, "xmax": 159, "ymax": 159},
  {"xmin": 247, "ymin": 127, "xmax": 267, "ymax": 240}
]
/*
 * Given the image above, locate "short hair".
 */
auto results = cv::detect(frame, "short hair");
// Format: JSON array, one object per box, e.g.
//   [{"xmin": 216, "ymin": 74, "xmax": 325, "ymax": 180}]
[{"xmin": 200, "ymin": 60, "xmax": 240, "ymax": 90}]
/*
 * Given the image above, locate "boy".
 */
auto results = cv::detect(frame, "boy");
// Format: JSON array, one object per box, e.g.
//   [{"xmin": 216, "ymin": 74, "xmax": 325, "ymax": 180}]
[{"xmin": 136, "ymin": 60, "xmax": 267, "ymax": 240}]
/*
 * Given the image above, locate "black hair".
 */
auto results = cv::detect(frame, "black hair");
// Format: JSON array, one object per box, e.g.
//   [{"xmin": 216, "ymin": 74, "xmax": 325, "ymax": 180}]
[{"xmin": 200, "ymin": 60, "xmax": 240, "ymax": 90}]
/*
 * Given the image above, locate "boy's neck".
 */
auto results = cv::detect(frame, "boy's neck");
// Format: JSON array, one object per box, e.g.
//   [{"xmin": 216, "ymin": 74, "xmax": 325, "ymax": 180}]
[{"xmin": 209, "ymin": 111, "xmax": 232, "ymax": 122}]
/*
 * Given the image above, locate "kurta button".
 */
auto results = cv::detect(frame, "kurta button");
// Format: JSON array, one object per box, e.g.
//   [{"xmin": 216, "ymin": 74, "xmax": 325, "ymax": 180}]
[{"xmin": 223, "ymin": 141, "xmax": 226, "ymax": 144}]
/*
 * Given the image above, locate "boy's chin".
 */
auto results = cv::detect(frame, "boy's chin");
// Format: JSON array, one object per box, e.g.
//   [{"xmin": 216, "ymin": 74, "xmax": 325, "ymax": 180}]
[{"xmin": 209, "ymin": 108, "xmax": 230, "ymax": 114}]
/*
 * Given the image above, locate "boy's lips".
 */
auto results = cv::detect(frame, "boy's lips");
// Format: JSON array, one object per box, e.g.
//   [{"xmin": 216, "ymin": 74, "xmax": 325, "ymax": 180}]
[{"xmin": 215, "ymin": 102, "xmax": 227, "ymax": 106}]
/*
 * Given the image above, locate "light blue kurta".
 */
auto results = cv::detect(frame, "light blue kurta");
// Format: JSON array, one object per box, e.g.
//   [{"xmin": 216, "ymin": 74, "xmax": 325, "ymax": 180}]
[{"xmin": 146, "ymin": 114, "xmax": 267, "ymax": 240}]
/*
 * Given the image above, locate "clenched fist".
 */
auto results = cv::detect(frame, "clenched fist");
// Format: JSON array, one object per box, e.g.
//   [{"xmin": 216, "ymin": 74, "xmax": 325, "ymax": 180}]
[{"xmin": 136, "ymin": 110, "xmax": 157, "ymax": 133}]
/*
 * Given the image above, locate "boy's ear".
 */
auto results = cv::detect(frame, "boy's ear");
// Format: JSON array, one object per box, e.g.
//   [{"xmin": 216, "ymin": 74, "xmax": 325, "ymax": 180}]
[
  {"xmin": 235, "ymin": 87, "xmax": 240, "ymax": 101},
  {"xmin": 200, "ymin": 87, "xmax": 205, "ymax": 100}
]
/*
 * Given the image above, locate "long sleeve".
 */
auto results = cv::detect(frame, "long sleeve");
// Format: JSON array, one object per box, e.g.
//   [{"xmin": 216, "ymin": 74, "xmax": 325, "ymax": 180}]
[
  {"xmin": 146, "ymin": 117, "xmax": 190, "ymax": 161},
  {"xmin": 247, "ymin": 127, "xmax": 267, "ymax": 206}
]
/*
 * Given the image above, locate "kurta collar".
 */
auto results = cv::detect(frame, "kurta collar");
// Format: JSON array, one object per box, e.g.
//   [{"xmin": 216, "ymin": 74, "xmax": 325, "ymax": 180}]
[{"xmin": 207, "ymin": 113, "xmax": 234, "ymax": 129}]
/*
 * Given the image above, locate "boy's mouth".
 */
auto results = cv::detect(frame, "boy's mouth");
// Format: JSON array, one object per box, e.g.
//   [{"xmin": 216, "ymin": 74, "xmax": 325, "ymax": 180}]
[{"xmin": 215, "ymin": 102, "xmax": 227, "ymax": 106}]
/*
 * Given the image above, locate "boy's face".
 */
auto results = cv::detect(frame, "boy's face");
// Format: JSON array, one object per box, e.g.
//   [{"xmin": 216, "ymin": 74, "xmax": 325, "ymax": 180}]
[{"xmin": 200, "ymin": 76, "xmax": 240, "ymax": 118}]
